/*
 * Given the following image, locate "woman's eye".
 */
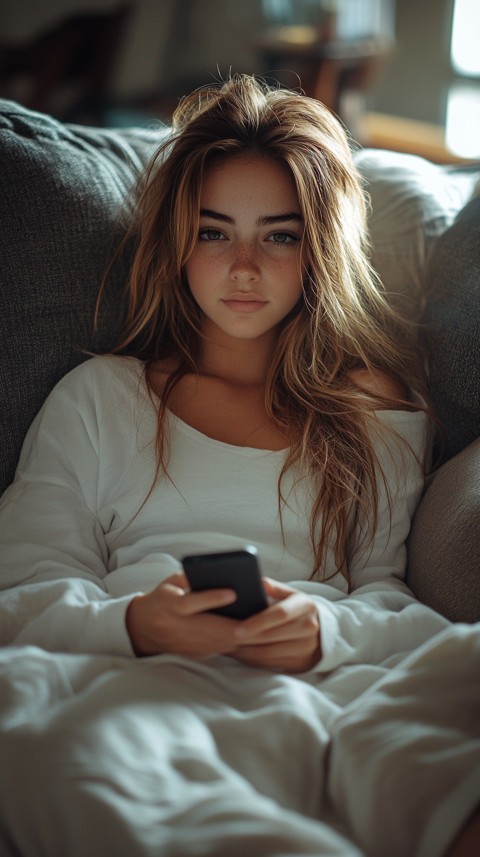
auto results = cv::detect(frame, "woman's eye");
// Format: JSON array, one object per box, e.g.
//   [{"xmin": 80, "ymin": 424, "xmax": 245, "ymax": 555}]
[
  {"xmin": 198, "ymin": 228, "xmax": 225, "ymax": 241},
  {"xmin": 267, "ymin": 232, "xmax": 299, "ymax": 244}
]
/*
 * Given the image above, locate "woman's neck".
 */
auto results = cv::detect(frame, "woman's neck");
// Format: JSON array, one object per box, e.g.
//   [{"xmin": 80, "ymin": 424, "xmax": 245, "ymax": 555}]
[{"xmin": 198, "ymin": 328, "xmax": 276, "ymax": 388}]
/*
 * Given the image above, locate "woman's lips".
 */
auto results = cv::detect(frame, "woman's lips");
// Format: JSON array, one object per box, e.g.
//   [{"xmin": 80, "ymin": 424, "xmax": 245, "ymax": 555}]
[{"xmin": 222, "ymin": 298, "xmax": 267, "ymax": 313}]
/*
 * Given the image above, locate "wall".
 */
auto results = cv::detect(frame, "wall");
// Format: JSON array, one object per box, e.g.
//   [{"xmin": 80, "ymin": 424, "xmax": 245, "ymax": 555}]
[
  {"xmin": 371, "ymin": 0, "xmax": 455, "ymax": 125},
  {"xmin": 0, "ymin": 0, "xmax": 459, "ymax": 131},
  {"xmin": 114, "ymin": 0, "xmax": 456, "ymax": 128},
  {"xmin": 111, "ymin": 0, "xmax": 266, "ymax": 99}
]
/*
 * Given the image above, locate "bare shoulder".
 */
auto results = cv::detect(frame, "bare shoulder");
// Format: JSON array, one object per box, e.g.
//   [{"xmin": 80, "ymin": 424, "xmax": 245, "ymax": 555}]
[{"xmin": 348, "ymin": 367, "xmax": 409, "ymax": 402}]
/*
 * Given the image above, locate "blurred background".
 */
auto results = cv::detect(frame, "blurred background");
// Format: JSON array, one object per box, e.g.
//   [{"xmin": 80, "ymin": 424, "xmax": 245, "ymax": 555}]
[{"xmin": 1, "ymin": 0, "xmax": 479, "ymax": 161}]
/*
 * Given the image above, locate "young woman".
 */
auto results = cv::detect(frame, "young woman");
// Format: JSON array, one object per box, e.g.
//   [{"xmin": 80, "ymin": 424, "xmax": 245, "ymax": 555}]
[{"xmin": 0, "ymin": 75, "xmax": 478, "ymax": 857}]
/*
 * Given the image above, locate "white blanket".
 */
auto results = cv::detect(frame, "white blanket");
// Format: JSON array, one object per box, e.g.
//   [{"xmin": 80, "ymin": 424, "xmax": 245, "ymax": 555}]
[{"xmin": 1, "ymin": 623, "xmax": 479, "ymax": 857}]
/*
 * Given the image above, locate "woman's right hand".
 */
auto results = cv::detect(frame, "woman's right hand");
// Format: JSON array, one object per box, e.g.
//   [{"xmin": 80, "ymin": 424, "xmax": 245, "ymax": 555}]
[{"xmin": 125, "ymin": 572, "xmax": 240, "ymax": 657}]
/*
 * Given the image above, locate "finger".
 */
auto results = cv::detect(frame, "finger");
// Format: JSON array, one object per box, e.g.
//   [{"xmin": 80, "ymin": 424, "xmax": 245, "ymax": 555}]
[
  {"xmin": 235, "ymin": 591, "xmax": 309, "ymax": 639},
  {"xmin": 156, "ymin": 576, "xmax": 238, "ymax": 616},
  {"xmin": 261, "ymin": 577, "xmax": 296, "ymax": 600},
  {"xmin": 159, "ymin": 571, "xmax": 190, "ymax": 590},
  {"xmin": 176, "ymin": 587, "xmax": 238, "ymax": 617},
  {"xmin": 236, "ymin": 616, "xmax": 317, "ymax": 646}
]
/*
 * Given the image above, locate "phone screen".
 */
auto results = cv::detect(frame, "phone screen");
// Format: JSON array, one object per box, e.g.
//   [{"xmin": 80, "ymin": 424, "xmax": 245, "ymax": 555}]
[{"xmin": 182, "ymin": 548, "xmax": 268, "ymax": 619}]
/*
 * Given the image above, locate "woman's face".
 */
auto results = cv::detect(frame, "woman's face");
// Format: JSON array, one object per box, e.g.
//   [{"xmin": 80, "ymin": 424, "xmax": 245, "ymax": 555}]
[{"xmin": 184, "ymin": 153, "xmax": 304, "ymax": 350}]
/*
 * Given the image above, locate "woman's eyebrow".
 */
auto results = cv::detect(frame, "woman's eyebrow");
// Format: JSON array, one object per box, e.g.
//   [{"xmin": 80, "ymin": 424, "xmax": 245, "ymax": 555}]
[
  {"xmin": 199, "ymin": 208, "xmax": 303, "ymax": 225},
  {"xmin": 200, "ymin": 208, "xmax": 234, "ymax": 223},
  {"xmin": 258, "ymin": 213, "xmax": 303, "ymax": 225}
]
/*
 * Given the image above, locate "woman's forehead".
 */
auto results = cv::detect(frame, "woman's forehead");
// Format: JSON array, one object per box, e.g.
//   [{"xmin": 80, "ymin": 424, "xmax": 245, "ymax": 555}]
[{"xmin": 199, "ymin": 153, "xmax": 301, "ymax": 214}]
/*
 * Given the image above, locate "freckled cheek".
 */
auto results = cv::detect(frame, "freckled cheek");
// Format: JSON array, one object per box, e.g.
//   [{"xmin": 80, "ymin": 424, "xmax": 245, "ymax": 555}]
[
  {"xmin": 184, "ymin": 256, "xmax": 219, "ymax": 290},
  {"xmin": 272, "ymin": 259, "xmax": 304, "ymax": 294}
]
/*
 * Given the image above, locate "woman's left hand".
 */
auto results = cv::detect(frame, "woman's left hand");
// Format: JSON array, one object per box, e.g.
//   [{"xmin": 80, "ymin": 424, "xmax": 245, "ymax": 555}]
[{"xmin": 230, "ymin": 578, "xmax": 321, "ymax": 673}]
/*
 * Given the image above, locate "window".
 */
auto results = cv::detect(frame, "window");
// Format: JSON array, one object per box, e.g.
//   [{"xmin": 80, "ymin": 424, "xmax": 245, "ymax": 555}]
[
  {"xmin": 451, "ymin": 0, "xmax": 480, "ymax": 75},
  {"xmin": 446, "ymin": 0, "xmax": 480, "ymax": 158}
]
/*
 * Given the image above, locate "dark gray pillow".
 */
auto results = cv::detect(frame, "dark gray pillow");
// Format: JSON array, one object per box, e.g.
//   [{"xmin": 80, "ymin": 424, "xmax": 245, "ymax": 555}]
[
  {"xmin": 421, "ymin": 195, "xmax": 480, "ymax": 461},
  {"xmin": 0, "ymin": 100, "xmax": 164, "ymax": 494},
  {"xmin": 407, "ymin": 438, "xmax": 480, "ymax": 622}
]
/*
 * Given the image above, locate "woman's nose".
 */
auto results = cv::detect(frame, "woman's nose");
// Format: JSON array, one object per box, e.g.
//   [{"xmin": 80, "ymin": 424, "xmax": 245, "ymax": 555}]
[{"xmin": 230, "ymin": 245, "xmax": 260, "ymax": 282}]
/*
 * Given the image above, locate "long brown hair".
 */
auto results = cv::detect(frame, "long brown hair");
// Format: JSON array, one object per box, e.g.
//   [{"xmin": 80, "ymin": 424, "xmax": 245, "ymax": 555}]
[{"xmin": 102, "ymin": 74, "xmax": 429, "ymax": 584}]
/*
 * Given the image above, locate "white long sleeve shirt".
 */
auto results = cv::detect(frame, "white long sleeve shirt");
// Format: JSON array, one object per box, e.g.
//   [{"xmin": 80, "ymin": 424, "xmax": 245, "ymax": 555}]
[{"xmin": 0, "ymin": 355, "xmax": 450, "ymax": 665}]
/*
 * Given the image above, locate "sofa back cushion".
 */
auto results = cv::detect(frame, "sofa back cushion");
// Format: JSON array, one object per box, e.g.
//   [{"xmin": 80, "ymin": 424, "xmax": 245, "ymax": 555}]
[
  {"xmin": 0, "ymin": 100, "xmax": 162, "ymax": 494},
  {"xmin": 421, "ymin": 194, "xmax": 480, "ymax": 460},
  {"xmin": 407, "ymin": 437, "xmax": 480, "ymax": 621},
  {"xmin": 354, "ymin": 148, "xmax": 480, "ymax": 323}
]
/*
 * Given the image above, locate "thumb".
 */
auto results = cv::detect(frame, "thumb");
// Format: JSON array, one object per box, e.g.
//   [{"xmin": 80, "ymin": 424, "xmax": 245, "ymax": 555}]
[
  {"xmin": 159, "ymin": 571, "xmax": 190, "ymax": 591},
  {"xmin": 262, "ymin": 577, "xmax": 295, "ymax": 601}
]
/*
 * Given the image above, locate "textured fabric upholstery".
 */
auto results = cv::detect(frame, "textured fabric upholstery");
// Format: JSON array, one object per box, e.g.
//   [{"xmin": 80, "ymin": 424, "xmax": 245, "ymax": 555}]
[
  {"xmin": 421, "ymin": 195, "xmax": 480, "ymax": 461},
  {"xmin": 407, "ymin": 438, "xmax": 480, "ymax": 621},
  {"xmin": 0, "ymin": 100, "xmax": 162, "ymax": 493},
  {"xmin": 406, "ymin": 196, "xmax": 480, "ymax": 620},
  {"xmin": 354, "ymin": 148, "xmax": 480, "ymax": 322}
]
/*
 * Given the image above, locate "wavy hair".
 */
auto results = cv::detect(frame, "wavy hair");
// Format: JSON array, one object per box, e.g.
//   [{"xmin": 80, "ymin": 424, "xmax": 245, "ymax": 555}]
[{"xmin": 103, "ymin": 74, "xmax": 429, "ymax": 584}]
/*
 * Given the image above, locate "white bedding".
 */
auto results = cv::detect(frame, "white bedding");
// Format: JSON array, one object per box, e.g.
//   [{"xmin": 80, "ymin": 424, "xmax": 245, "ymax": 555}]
[{"xmin": 1, "ymin": 623, "xmax": 479, "ymax": 857}]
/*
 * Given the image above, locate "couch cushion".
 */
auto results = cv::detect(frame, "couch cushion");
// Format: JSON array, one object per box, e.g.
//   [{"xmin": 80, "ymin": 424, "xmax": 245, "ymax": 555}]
[
  {"xmin": 0, "ymin": 100, "xmax": 164, "ymax": 494},
  {"xmin": 407, "ymin": 437, "xmax": 480, "ymax": 622},
  {"xmin": 354, "ymin": 148, "xmax": 480, "ymax": 322},
  {"xmin": 421, "ymin": 194, "xmax": 480, "ymax": 460}
]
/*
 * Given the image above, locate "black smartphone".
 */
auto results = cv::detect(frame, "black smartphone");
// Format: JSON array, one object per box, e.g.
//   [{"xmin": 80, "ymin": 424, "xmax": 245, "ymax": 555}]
[{"xmin": 181, "ymin": 546, "xmax": 268, "ymax": 620}]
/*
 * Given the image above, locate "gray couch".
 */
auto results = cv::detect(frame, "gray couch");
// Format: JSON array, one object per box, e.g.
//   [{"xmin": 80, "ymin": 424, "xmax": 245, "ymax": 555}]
[{"xmin": 1, "ymin": 100, "xmax": 479, "ymax": 623}]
